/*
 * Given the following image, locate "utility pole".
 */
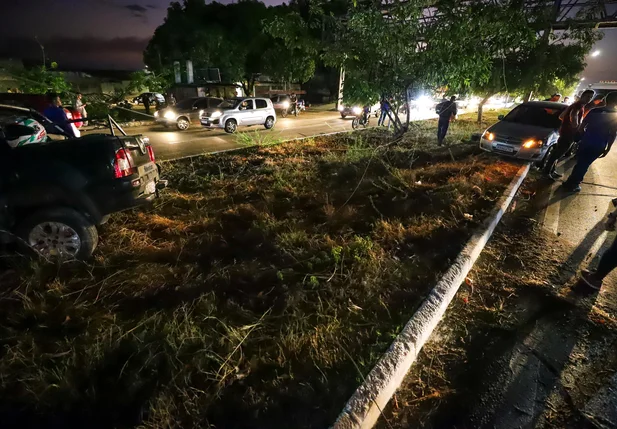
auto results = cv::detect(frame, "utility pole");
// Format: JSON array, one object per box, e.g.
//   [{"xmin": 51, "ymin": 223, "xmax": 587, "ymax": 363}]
[{"xmin": 34, "ymin": 36, "xmax": 45, "ymax": 67}]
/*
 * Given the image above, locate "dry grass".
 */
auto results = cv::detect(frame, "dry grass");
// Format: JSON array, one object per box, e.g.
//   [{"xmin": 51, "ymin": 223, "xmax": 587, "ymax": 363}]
[{"xmin": 0, "ymin": 127, "xmax": 517, "ymax": 429}]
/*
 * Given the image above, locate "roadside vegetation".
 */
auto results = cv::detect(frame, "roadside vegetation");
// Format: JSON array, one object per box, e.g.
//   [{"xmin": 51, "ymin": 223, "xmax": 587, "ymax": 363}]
[{"xmin": 0, "ymin": 125, "xmax": 518, "ymax": 428}]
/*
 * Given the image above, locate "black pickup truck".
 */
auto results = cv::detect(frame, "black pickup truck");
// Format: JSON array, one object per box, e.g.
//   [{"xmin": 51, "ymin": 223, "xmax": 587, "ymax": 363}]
[{"xmin": 0, "ymin": 104, "xmax": 165, "ymax": 259}]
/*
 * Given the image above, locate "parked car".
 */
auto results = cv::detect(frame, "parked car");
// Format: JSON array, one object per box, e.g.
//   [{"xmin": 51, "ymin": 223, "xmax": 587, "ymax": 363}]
[
  {"xmin": 270, "ymin": 94, "xmax": 292, "ymax": 117},
  {"xmin": 479, "ymin": 101, "xmax": 566, "ymax": 165},
  {"xmin": 0, "ymin": 104, "xmax": 166, "ymax": 259},
  {"xmin": 154, "ymin": 97, "xmax": 223, "ymax": 130},
  {"xmin": 200, "ymin": 97, "xmax": 277, "ymax": 133},
  {"xmin": 338, "ymin": 102, "xmax": 380, "ymax": 119}
]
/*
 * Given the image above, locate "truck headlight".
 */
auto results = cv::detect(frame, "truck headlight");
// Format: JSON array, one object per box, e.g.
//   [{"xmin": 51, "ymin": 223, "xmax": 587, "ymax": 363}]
[
  {"xmin": 164, "ymin": 111, "xmax": 175, "ymax": 120},
  {"xmin": 483, "ymin": 132, "xmax": 495, "ymax": 141},
  {"xmin": 282, "ymin": 101, "xmax": 290, "ymax": 109},
  {"xmin": 352, "ymin": 106, "xmax": 362, "ymax": 115},
  {"xmin": 211, "ymin": 111, "xmax": 222, "ymax": 118}
]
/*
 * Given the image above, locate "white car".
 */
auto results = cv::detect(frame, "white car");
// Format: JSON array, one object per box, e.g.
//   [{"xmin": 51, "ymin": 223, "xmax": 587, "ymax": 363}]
[{"xmin": 200, "ymin": 97, "xmax": 277, "ymax": 133}]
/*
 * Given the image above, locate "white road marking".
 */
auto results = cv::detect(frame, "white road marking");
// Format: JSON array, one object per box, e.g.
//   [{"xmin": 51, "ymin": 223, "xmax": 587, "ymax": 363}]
[{"xmin": 543, "ymin": 181, "xmax": 561, "ymax": 235}]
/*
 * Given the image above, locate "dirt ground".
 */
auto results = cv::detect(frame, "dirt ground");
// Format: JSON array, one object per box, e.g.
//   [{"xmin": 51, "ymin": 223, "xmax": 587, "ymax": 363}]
[{"xmin": 376, "ymin": 175, "xmax": 617, "ymax": 429}]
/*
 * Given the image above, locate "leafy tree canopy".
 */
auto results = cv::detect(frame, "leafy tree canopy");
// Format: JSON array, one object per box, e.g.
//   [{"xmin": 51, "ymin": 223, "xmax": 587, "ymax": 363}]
[{"xmin": 12, "ymin": 62, "xmax": 72, "ymax": 95}]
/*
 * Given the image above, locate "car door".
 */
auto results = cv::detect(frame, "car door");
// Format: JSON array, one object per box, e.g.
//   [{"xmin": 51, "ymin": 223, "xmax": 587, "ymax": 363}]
[
  {"xmin": 192, "ymin": 99, "xmax": 210, "ymax": 121},
  {"xmin": 253, "ymin": 99, "xmax": 269, "ymax": 124},
  {"xmin": 237, "ymin": 99, "xmax": 258, "ymax": 125}
]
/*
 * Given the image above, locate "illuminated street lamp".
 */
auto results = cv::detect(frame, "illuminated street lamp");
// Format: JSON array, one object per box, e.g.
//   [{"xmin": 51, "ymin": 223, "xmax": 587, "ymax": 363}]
[{"xmin": 591, "ymin": 50, "xmax": 601, "ymax": 57}]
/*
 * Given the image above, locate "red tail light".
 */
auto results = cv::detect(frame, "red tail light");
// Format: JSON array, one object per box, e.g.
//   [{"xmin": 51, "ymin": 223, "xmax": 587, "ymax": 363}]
[
  {"xmin": 146, "ymin": 144, "xmax": 155, "ymax": 163},
  {"xmin": 113, "ymin": 148, "xmax": 135, "ymax": 178}
]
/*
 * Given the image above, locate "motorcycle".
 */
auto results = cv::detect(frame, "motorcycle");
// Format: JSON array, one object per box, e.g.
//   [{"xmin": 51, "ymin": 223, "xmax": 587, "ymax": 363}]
[{"xmin": 352, "ymin": 106, "xmax": 371, "ymax": 129}]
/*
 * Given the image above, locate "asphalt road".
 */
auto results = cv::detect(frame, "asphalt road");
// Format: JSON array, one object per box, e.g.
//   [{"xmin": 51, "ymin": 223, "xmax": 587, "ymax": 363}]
[
  {"xmin": 85, "ymin": 111, "xmax": 360, "ymax": 161},
  {"xmin": 84, "ymin": 109, "xmax": 442, "ymax": 161},
  {"xmin": 542, "ymin": 148, "xmax": 617, "ymax": 269}
]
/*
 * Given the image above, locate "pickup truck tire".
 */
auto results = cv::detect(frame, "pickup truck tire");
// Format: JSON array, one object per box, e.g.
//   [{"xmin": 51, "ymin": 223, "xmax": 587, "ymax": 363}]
[
  {"xmin": 264, "ymin": 116, "xmax": 275, "ymax": 130},
  {"xmin": 16, "ymin": 207, "xmax": 99, "ymax": 260},
  {"xmin": 225, "ymin": 119, "xmax": 237, "ymax": 134}
]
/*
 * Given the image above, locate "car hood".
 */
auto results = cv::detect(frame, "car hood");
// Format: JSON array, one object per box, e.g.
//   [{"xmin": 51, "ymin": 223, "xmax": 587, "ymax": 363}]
[{"xmin": 487, "ymin": 121, "xmax": 556, "ymax": 140}]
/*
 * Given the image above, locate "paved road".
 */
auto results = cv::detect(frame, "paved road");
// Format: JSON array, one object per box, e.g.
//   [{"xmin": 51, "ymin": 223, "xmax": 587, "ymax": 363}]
[
  {"xmin": 84, "ymin": 109, "xmax": 441, "ymax": 161},
  {"xmin": 541, "ymin": 149, "xmax": 617, "ymax": 273}
]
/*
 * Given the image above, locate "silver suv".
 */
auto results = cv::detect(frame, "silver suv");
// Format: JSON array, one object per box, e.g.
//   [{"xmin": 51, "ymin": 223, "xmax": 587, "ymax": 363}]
[{"xmin": 200, "ymin": 97, "xmax": 277, "ymax": 133}]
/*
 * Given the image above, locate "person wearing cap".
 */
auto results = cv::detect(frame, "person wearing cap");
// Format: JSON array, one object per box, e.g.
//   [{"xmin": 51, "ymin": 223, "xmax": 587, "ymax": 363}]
[
  {"xmin": 543, "ymin": 89, "xmax": 595, "ymax": 179},
  {"xmin": 561, "ymin": 91, "xmax": 617, "ymax": 193}
]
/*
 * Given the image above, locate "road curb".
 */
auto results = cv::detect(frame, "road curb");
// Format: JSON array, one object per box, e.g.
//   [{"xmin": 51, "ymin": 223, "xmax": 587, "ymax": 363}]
[{"xmin": 332, "ymin": 163, "xmax": 531, "ymax": 429}]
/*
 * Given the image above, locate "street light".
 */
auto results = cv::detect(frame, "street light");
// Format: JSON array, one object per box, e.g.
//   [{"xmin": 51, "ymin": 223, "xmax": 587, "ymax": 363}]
[
  {"xmin": 580, "ymin": 77, "xmax": 586, "ymax": 81},
  {"xmin": 591, "ymin": 50, "xmax": 601, "ymax": 57}
]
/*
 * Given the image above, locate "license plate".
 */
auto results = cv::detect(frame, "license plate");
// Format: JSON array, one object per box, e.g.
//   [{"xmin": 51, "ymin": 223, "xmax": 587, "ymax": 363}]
[
  {"xmin": 145, "ymin": 181, "xmax": 156, "ymax": 194},
  {"xmin": 201, "ymin": 120, "xmax": 211, "ymax": 126},
  {"xmin": 495, "ymin": 143, "xmax": 515, "ymax": 153}
]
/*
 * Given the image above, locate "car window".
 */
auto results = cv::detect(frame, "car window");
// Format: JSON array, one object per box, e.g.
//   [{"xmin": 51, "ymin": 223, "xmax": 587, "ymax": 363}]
[
  {"xmin": 239, "ymin": 100, "xmax": 254, "ymax": 111},
  {"xmin": 219, "ymin": 99, "xmax": 241, "ymax": 109},
  {"xmin": 175, "ymin": 99, "xmax": 197, "ymax": 109},
  {"xmin": 194, "ymin": 99, "xmax": 210, "ymax": 109},
  {"xmin": 255, "ymin": 99, "xmax": 267, "ymax": 109},
  {"xmin": 502, "ymin": 105, "xmax": 564, "ymax": 128},
  {"xmin": 208, "ymin": 98, "xmax": 221, "ymax": 108}
]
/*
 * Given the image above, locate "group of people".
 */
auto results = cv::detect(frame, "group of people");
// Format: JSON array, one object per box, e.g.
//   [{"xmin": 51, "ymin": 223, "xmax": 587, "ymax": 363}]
[{"xmin": 542, "ymin": 89, "xmax": 617, "ymax": 289}]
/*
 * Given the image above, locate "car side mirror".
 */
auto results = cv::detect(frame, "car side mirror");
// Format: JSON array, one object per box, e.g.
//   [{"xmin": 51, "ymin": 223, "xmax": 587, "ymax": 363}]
[{"xmin": 498, "ymin": 115, "xmax": 505, "ymax": 120}]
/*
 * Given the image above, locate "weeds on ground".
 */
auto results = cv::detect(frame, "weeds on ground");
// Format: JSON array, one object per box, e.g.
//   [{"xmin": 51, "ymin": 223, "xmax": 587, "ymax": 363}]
[{"xmin": 0, "ymin": 130, "xmax": 518, "ymax": 429}]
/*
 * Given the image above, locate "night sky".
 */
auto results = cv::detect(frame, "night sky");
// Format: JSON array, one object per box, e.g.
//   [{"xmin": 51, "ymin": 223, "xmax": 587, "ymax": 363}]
[{"xmin": 0, "ymin": 0, "xmax": 615, "ymax": 83}]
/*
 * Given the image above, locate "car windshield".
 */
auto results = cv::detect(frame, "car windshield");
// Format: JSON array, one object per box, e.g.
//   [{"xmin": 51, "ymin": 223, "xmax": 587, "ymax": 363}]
[
  {"xmin": 218, "ymin": 99, "xmax": 241, "ymax": 109},
  {"xmin": 502, "ymin": 105, "xmax": 564, "ymax": 128},
  {"xmin": 175, "ymin": 99, "xmax": 196, "ymax": 109}
]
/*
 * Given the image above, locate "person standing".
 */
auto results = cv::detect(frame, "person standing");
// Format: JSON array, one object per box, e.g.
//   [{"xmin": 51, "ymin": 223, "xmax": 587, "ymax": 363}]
[
  {"xmin": 581, "ymin": 200, "xmax": 617, "ymax": 289},
  {"xmin": 44, "ymin": 94, "xmax": 77, "ymax": 138},
  {"xmin": 143, "ymin": 95, "xmax": 151, "ymax": 115},
  {"xmin": 437, "ymin": 96, "xmax": 457, "ymax": 146},
  {"xmin": 561, "ymin": 92, "xmax": 617, "ymax": 193},
  {"xmin": 543, "ymin": 89, "xmax": 595, "ymax": 179},
  {"xmin": 73, "ymin": 93, "xmax": 88, "ymax": 126},
  {"xmin": 378, "ymin": 96, "xmax": 390, "ymax": 126}
]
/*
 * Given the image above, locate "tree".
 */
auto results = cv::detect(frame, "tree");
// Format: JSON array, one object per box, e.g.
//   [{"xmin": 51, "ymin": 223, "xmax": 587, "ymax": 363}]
[
  {"xmin": 12, "ymin": 62, "xmax": 72, "ymax": 95},
  {"xmin": 324, "ymin": 0, "xmax": 526, "ymax": 134},
  {"xmin": 469, "ymin": 1, "xmax": 601, "ymax": 122},
  {"xmin": 144, "ymin": 0, "xmax": 281, "ymax": 95}
]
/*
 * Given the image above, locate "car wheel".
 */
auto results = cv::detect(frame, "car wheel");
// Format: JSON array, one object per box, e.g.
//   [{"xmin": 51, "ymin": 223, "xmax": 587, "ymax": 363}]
[
  {"xmin": 352, "ymin": 117, "xmax": 360, "ymax": 130},
  {"xmin": 225, "ymin": 119, "xmax": 238, "ymax": 134},
  {"xmin": 16, "ymin": 207, "xmax": 98, "ymax": 260},
  {"xmin": 176, "ymin": 117, "xmax": 190, "ymax": 131},
  {"xmin": 538, "ymin": 145, "xmax": 555, "ymax": 169},
  {"xmin": 264, "ymin": 116, "xmax": 275, "ymax": 130}
]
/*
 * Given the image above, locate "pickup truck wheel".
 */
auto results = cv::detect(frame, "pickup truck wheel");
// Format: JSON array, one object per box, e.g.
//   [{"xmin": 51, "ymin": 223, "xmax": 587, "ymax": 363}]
[
  {"xmin": 176, "ymin": 117, "xmax": 190, "ymax": 131},
  {"xmin": 225, "ymin": 119, "xmax": 237, "ymax": 134},
  {"xmin": 264, "ymin": 116, "xmax": 275, "ymax": 129},
  {"xmin": 16, "ymin": 208, "xmax": 98, "ymax": 260}
]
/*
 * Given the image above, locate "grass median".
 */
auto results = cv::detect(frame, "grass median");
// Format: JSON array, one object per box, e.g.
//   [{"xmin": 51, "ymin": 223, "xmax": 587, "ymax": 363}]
[{"xmin": 0, "ymin": 110, "xmax": 516, "ymax": 429}]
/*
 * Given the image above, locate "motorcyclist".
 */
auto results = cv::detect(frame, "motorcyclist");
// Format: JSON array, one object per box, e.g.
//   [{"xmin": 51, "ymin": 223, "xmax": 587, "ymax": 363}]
[{"xmin": 289, "ymin": 93, "xmax": 298, "ymax": 115}]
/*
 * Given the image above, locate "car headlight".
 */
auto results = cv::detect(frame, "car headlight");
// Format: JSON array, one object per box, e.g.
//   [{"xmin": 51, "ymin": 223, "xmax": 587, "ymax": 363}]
[
  {"xmin": 352, "ymin": 106, "xmax": 362, "ymax": 115},
  {"xmin": 483, "ymin": 132, "xmax": 495, "ymax": 141},
  {"xmin": 211, "ymin": 111, "xmax": 222, "ymax": 118},
  {"xmin": 164, "ymin": 111, "xmax": 175, "ymax": 120},
  {"xmin": 199, "ymin": 110, "xmax": 204, "ymax": 116},
  {"xmin": 522, "ymin": 139, "xmax": 542, "ymax": 148},
  {"xmin": 154, "ymin": 111, "xmax": 159, "ymax": 118},
  {"xmin": 282, "ymin": 101, "xmax": 290, "ymax": 109},
  {"xmin": 338, "ymin": 105, "xmax": 345, "ymax": 111}
]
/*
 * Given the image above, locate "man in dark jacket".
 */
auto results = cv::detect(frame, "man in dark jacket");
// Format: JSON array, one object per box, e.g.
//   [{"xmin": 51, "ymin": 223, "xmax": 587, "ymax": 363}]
[{"xmin": 437, "ymin": 96, "xmax": 457, "ymax": 146}]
